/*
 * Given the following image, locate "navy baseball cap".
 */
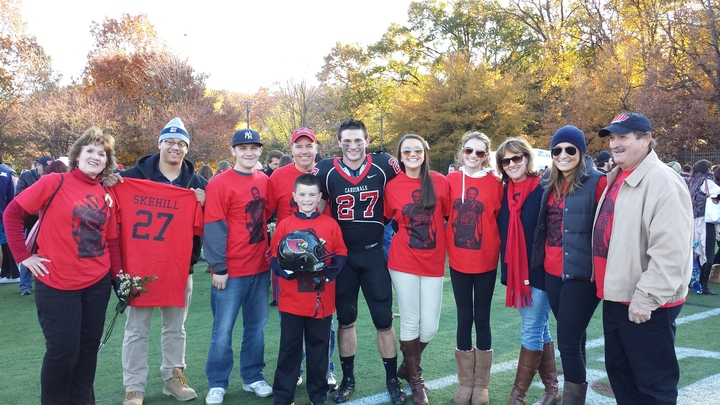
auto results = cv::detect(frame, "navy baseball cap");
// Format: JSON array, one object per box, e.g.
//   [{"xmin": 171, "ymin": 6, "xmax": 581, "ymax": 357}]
[
  {"xmin": 231, "ymin": 129, "xmax": 263, "ymax": 147},
  {"xmin": 598, "ymin": 113, "xmax": 653, "ymax": 137}
]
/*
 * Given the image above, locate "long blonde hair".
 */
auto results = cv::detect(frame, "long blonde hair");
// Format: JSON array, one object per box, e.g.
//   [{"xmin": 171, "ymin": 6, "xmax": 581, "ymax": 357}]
[{"xmin": 458, "ymin": 131, "xmax": 492, "ymax": 170}]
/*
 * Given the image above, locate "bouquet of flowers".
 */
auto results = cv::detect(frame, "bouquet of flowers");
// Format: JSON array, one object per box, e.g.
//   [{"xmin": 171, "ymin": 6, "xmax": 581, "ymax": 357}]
[
  {"xmin": 99, "ymin": 271, "xmax": 158, "ymax": 352},
  {"xmin": 268, "ymin": 220, "xmax": 277, "ymax": 239}
]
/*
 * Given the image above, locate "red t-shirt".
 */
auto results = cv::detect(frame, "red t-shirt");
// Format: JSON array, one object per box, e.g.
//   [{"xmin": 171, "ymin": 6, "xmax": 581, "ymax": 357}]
[
  {"xmin": 271, "ymin": 214, "xmax": 347, "ymax": 318},
  {"xmin": 545, "ymin": 176, "xmax": 608, "ymax": 277},
  {"xmin": 110, "ymin": 178, "xmax": 204, "ymax": 307},
  {"xmin": 267, "ymin": 164, "xmax": 306, "ymax": 223},
  {"xmin": 593, "ymin": 171, "xmax": 630, "ymax": 298},
  {"xmin": 13, "ymin": 171, "xmax": 118, "ymax": 290},
  {"xmin": 204, "ymin": 169, "xmax": 270, "ymax": 277},
  {"xmin": 444, "ymin": 171, "xmax": 503, "ymax": 274},
  {"xmin": 385, "ymin": 171, "xmax": 450, "ymax": 277}
]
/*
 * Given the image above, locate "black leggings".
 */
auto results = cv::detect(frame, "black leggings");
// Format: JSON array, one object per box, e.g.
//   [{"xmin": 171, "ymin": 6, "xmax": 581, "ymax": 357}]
[
  {"xmin": 701, "ymin": 222, "xmax": 716, "ymax": 284},
  {"xmin": 450, "ymin": 268, "xmax": 496, "ymax": 351}
]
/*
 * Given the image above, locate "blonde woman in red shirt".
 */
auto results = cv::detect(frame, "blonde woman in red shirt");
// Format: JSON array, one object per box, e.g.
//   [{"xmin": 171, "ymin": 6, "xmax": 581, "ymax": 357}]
[
  {"xmin": 445, "ymin": 132, "xmax": 503, "ymax": 405},
  {"xmin": 385, "ymin": 134, "xmax": 450, "ymax": 405}
]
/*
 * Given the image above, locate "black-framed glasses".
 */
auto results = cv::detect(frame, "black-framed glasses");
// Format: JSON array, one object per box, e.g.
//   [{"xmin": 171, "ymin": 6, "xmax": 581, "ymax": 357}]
[
  {"xmin": 551, "ymin": 146, "xmax": 577, "ymax": 156},
  {"xmin": 162, "ymin": 139, "xmax": 188, "ymax": 149},
  {"xmin": 500, "ymin": 154, "xmax": 525, "ymax": 167},
  {"xmin": 463, "ymin": 147, "xmax": 486, "ymax": 158},
  {"xmin": 401, "ymin": 146, "xmax": 424, "ymax": 157}
]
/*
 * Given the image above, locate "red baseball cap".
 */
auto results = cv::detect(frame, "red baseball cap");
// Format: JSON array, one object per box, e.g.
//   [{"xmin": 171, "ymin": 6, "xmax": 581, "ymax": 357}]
[{"xmin": 291, "ymin": 128, "xmax": 317, "ymax": 143}]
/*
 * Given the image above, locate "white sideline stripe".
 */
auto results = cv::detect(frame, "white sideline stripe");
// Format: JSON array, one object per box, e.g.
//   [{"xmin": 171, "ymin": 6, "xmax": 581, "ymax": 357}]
[{"xmin": 343, "ymin": 307, "xmax": 720, "ymax": 405}]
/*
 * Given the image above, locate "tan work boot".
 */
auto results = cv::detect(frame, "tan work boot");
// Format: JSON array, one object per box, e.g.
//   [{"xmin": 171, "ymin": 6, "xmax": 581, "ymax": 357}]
[
  {"xmin": 162, "ymin": 367, "xmax": 198, "ymax": 401},
  {"xmin": 123, "ymin": 391, "xmax": 144, "ymax": 405},
  {"xmin": 710, "ymin": 264, "xmax": 720, "ymax": 284}
]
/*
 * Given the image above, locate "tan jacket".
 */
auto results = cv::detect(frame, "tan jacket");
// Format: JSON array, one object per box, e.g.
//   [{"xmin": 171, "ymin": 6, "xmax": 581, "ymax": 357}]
[{"xmin": 595, "ymin": 150, "xmax": 693, "ymax": 311}]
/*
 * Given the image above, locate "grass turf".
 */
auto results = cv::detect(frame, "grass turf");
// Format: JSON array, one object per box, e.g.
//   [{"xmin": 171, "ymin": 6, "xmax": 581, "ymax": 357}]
[{"xmin": 1, "ymin": 263, "xmax": 718, "ymax": 404}]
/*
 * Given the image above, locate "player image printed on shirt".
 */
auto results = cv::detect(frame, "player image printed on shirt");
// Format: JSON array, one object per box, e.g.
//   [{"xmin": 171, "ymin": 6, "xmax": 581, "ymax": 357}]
[
  {"xmin": 402, "ymin": 189, "xmax": 437, "ymax": 250},
  {"xmin": 245, "ymin": 186, "xmax": 266, "ymax": 245},
  {"xmin": 593, "ymin": 183, "xmax": 619, "ymax": 258},
  {"xmin": 546, "ymin": 196, "xmax": 564, "ymax": 247},
  {"xmin": 72, "ymin": 194, "xmax": 108, "ymax": 258},
  {"xmin": 452, "ymin": 187, "xmax": 485, "ymax": 249}
]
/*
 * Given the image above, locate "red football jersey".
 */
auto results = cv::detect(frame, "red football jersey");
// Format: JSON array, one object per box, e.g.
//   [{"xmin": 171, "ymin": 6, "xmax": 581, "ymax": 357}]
[
  {"xmin": 110, "ymin": 178, "xmax": 204, "ymax": 307},
  {"xmin": 445, "ymin": 171, "xmax": 503, "ymax": 274},
  {"xmin": 14, "ymin": 172, "xmax": 118, "ymax": 290},
  {"xmin": 204, "ymin": 169, "xmax": 270, "ymax": 277},
  {"xmin": 385, "ymin": 171, "xmax": 450, "ymax": 277},
  {"xmin": 267, "ymin": 164, "xmax": 305, "ymax": 223}
]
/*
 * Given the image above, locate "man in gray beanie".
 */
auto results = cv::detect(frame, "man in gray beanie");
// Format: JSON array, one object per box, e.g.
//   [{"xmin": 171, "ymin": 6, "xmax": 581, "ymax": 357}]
[{"xmin": 116, "ymin": 117, "xmax": 207, "ymax": 405}]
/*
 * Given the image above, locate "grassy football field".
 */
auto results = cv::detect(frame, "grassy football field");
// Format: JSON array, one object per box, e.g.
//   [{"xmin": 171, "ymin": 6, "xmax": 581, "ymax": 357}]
[{"xmin": 1, "ymin": 262, "xmax": 718, "ymax": 404}]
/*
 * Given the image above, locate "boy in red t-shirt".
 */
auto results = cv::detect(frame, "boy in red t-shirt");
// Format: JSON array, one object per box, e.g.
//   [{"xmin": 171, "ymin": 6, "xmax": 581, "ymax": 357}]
[{"xmin": 269, "ymin": 174, "xmax": 347, "ymax": 405}]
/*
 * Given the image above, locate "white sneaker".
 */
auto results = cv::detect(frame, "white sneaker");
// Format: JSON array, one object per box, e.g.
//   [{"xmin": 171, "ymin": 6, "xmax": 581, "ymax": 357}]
[
  {"xmin": 205, "ymin": 387, "xmax": 226, "ymax": 404},
  {"xmin": 242, "ymin": 380, "xmax": 273, "ymax": 398},
  {"xmin": 0, "ymin": 277, "xmax": 20, "ymax": 284},
  {"xmin": 296, "ymin": 375, "xmax": 303, "ymax": 386},
  {"xmin": 327, "ymin": 372, "xmax": 337, "ymax": 390}
]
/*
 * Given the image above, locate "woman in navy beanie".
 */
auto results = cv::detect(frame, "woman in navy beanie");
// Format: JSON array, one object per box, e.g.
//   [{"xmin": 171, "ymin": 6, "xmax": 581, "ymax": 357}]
[{"xmin": 531, "ymin": 125, "xmax": 607, "ymax": 404}]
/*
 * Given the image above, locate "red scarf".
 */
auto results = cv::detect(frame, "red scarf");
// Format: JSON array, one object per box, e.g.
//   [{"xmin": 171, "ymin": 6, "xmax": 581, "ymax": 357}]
[{"xmin": 505, "ymin": 175, "xmax": 540, "ymax": 309}]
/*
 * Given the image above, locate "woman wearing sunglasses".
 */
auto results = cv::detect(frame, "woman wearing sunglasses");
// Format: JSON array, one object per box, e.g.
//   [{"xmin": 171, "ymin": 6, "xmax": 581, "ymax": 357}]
[
  {"xmin": 384, "ymin": 134, "xmax": 450, "ymax": 405},
  {"xmin": 444, "ymin": 132, "xmax": 502, "ymax": 405},
  {"xmin": 531, "ymin": 126, "xmax": 607, "ymax": 405},
  {"xmin": 495, "ymin": 137, "xmax": 555, "ymax": 405}
]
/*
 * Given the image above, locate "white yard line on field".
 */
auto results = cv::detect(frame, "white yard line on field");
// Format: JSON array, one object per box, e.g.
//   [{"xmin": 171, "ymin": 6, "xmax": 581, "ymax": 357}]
[{"xmin": 344, "ymin": 307, "xmax": 720, "ymax": 405}]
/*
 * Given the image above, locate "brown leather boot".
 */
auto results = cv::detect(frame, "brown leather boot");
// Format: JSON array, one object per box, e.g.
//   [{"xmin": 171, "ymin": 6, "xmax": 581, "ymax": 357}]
[
  {"xmin": 398, "ymin": 341, "xmax": 428, "ymax": 382},
  {"xmin": 532, "ymin": 342, "xmax": 561, "ymax": 405},
  {"xmin": 400, "ymin": 338, "xmax": 428, "ymax": 405},
  {"xmin": 561, "ymin": 381, "xmax": 587, "ymax": 405},
  {"xmin": 471, "ymin": 348, "xmax": 492, "ymax": 405},
  {"xmin": 452, "ymin": 349, "xmax": 475, "ymax": 405},
  {"xmin": 507, "ymin": 346, "xmax": 543, "ymax": 405}
]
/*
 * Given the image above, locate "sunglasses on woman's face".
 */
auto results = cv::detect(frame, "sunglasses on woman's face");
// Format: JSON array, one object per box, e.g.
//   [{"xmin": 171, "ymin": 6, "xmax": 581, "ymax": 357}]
[
  {"xmin": 401, "ymin": 146, "xmax": 424, "ymax": 157},
  {"xmin": 500, "ymin": 154, "xmax": 525, "ymax": 167},
  {"xmin": 551, "ymin": 146, "xmax": 578, "ymax": 156},
  {"xmin": 463, "ymin": 147, "xmax": 486, "ymax": 158}
]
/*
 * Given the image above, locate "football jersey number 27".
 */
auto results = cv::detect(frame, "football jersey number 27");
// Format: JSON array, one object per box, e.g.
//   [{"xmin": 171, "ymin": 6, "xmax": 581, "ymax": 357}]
[
  {"xmin": 132, "ymin": 210, "xmax": 174, "ymax": 241},
  {"xmin": 335, "ymin": 190, "xmax": 379, "ymax": 220}
]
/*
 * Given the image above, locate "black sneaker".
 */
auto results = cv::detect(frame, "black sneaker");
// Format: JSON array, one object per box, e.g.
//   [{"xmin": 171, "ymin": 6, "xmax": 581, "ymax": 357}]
[
  {"xmin": 332, "ymin": 377, "xmax": 355, "ymax": 403},
  {"xmin": 386, "ymin": 378, "xmax": 406, "ymax": 405}
]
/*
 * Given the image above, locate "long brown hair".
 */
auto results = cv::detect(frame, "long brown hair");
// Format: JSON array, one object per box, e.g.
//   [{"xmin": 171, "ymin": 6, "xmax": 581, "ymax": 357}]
[
  {"xmin": 546, "ymin": 155, "xmax": 586, "ymax": 199},
  {"xmin": 396, "ymin": 134, "xmax": 436, "ymax": 209}
]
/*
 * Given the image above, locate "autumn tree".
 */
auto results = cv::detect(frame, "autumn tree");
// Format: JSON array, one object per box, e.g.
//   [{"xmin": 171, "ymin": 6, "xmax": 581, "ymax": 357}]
[{"xmin": 0, "ymin": 0, "xmax": 54, "ymax": 161}]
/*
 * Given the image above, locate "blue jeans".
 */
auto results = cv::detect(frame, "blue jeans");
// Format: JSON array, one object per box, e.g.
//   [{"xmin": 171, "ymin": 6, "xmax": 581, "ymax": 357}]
[
  {"xmin": 19, "ymin": 263, "xmax": 32, "ymax": 292},
  {"xmin": 517, "ymin": 287, "xmax": 552, "ymax": 351},
  {"xmin": 206, "ymin": 271, "xmax": 269, "ymax": 389}
]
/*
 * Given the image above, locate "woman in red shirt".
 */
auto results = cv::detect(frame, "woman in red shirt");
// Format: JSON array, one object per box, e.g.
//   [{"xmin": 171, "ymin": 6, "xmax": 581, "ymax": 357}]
[
  {"xmin": 445, "ymin": 132, "xmax": 503, "ymax": 405},
  {"xmin": 3, "ymin": 127, "xmax": 121, "ymax": 405},
  {"xmin": 385, "ymin": 134, "xmax": 450, "ymax": 405}
]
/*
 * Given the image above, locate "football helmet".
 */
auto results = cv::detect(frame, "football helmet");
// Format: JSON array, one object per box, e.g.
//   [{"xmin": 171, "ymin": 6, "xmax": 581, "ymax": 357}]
[{"xmin": 278, "ymin": 230, "xmax": 336, "ymax": 272}]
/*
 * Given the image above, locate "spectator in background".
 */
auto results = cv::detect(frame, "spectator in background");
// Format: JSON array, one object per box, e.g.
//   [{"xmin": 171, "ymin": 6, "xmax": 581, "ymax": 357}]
[
  {"xmin": 448, "ymin": 163, "xmax": 457, "ymax": 174},
  {"xmin": 667, "ymin": 161, "xmax": 682, "ymax": 175},
  {"xmin": 213, "ymin": 160, "xmax": 231, "ymax": 178},
  {"xmin": 594, "ymin": 151, "xmax": 613, "ymax": 174},
  {"xmin": 688, "ymin": 159, "xmax": 720, "ymax": 296},
  {"xmin": 712, "ymin": 166, "xmax": 720, "ymax": 285},
  {"xmin": 278, "ymin": 155, "xmax": 293, "ymax": 168},
  {"xmin": 264, "ymin": 150, "xmax": 283, "ymax": 177},
  {"xmin": 594, "ymin": 112, "xmax": 692, "ymax": 404},
  {"xmin": 0, "ymin": 158, "xmax": 17, "ymax": 284},
  {"xmin": 681, "ymin": 164, "xmax": 692, "ymax": 181},
  {"xmin": 198, "ymin": 165, "xmax": 213, "ymax": 181}
]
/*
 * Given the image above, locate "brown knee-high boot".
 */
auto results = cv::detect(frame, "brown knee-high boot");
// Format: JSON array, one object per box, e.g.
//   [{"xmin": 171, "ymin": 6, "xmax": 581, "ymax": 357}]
[
  {"xmin": 507, "ymin": 346, "xmax": 543, "ymax": 405},
  {"xmin": 561, "ymin": 381, "xmax": 587, "ymax": 405},
  {"xmin": 532, "ymin": 342, "xmax": 561, "ymax": 405},
  {"xmin": 399, "ymin": 341, "xmax": 428, "ymax": 382},
  {"xmin": 400, "ymin": 338, "xmax": 428, "ymax": 405},
  {"xmin": 452, "ymin": 349, "xmax": 475, "ymax": 405},
  {"xmin": 471, "ymin": 348, "xmax": 492, "ymax": 405}
]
